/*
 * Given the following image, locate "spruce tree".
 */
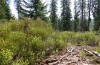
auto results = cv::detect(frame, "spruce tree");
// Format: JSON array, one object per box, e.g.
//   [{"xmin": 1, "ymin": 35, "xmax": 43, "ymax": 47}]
[
  {"xmin": 50, "ymin": 0, "xmax": 58, "ymax": 29},
  {"xmin": 61, "ymin": 0, "xmax": 71, "ymax": 31},
  {"xmin": 14, "ymin": 0, "xmax": 28, "ymax": 19},
  {"xmin": 92, "ymin": 0, "xmax": 100, "ymax": 31},
  {"xmin": 30, "ymin": 0, "xmax": 47, "ymax": 20},
  {"xmin": 77, "ymin": 0, "xmax": 88, "ymax": 31},
  {"xmin": 73, "ymin": 0, "xmax": 79, "ymax": 31},
  {"xmin": 0, "ymin": 0, "xmax": 11, "ymax": 20},
  {"xmin": 4, "ymin": 1, "xmax": 11, "ymax": 20},
  {"xmin": 14, "ymin": 0, "xmax": 47, "ymax": 21}
]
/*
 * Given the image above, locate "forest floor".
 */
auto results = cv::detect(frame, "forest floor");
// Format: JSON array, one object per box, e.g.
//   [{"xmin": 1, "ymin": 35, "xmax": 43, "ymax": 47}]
[{"xmin": 41, "ymin": 44, "xmax": 100, "ymax": 65}]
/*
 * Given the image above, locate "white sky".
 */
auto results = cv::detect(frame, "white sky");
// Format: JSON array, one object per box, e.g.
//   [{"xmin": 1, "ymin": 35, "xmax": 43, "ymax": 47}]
[
  {"xmin": 9, "ymin": 0, "xmax": 18, "ymax": 18},
  {"xmin": 9, "ymin": 0, "xmax": 74, "ymax": 18}
]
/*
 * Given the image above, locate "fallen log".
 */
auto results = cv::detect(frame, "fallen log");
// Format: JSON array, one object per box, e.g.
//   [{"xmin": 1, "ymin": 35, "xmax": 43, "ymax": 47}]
[
  {"xmin": 84, "ymin": 49, "xmax": 94, "ymax": 56},
  {"xmin": 84, "ymin": 49, "xmax": 100, "ymax": 57},
  {"xmin": 92, "ymin": 51, "xmax": 100, "ymax": 63},
  {"xmin": 92, "ymin": 51, "xmax": 100, "ymax": 58},
  {"xmin": 84, "ymin": 49, "xmax": 100, "ymax": 63}
]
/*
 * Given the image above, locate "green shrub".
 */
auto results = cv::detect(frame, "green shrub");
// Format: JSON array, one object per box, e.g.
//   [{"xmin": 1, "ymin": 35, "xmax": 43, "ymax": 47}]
[
  {"xmin": 73, "ymin": 32, "xmax": 98, "ymax": 45},
  {"xmin": 29, "ymin": 19, "xmax": 53, "ymax": 40},
  {"xmin": 0, "ymin": 49, "xmax": 13, "ymax": 65},
  {"xmin": 9, "ymin": 18, "xmax": 33, "ymax": 32},
  {"xmin": 94, "ymin": 47, "xmax": 100, "ymax": 53},
  {"xmin": 9, "ymin": 31, "xmax": 26, "ymax": 45},
  {"xmin": 12, "ymin": 58, "xmax": 29, "ymax": 65},
  {"xmin": 81, "ymin": 50, "xmax": 87, "ymax": 59},
  {"xmin": 30, "ymin": 37, "xmax": 45, "ymax": 52},
  {"xmin": 73, "ymin": 32, "xmax": 87, "ymax": 45},
  {"xmin": 9, "ymin": 21, "xmax": 21, "ymax": 31},
  {"xmin": 53, "ymin": 38, "xmax": 65, "ymax": 51},
  {"xmin": 0, "ymin": 18, "xmax": 99, "ymax": 65},
  {"xmin": 0, "ymin": 39, "xmax": 19, "ymax": 55},
  {"xmin": 54, "ymin": 32, "xmax": 99, "ymax": 46},
  {"xmin": 83, "ymin": 32, "xmax": 96, "ymax": 45},
  {"xmin": 0, "ymin": 25, "xmax": 11, "ymax": 40},
  {"xmin": 0, "ymin": 19, "xmax": 54, "ymax": 65},
  {"xmin": 57, "ymin": 32, "xmax": 75, "ymax": 43},
  {"xmin": 29, "ymin": 28, "xmax": 50, "ymax": 40},
  {"xmin": 45, "ymin": 38, "xmax": 55, "ymax": 49},
  {"xmin": 25, "ymin": 51, "xmax": 35, "ymax": 65},
  {"xmin": 45, "ymin": 32, "xmax": 67, "ymax": 52},
  {"xmin": 27, "ymin": 36, "xmax": 45, "ymax": 64},
  {"xmin": 0, "ymin": 39, "xmax": 8, "ymax": 49},
  {"xmin": 53, "ymin": 32, "xmax": 66, "ymax": 51},
  {"xmin": 32, "ymin": 19, "xmax": 53, "ymax": 30}
]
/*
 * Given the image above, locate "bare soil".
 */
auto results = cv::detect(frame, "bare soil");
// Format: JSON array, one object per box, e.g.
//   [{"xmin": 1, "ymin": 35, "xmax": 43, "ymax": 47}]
[{"xmin": 40, "ymin": 45, "xmax": 100, "ymax": 65}]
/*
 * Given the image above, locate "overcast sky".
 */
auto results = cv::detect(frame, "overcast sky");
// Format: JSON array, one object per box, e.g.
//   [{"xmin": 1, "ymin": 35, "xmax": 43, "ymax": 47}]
[{"xmin": 9, "ymin": 0, "xmax": 74, "ymax": 18}]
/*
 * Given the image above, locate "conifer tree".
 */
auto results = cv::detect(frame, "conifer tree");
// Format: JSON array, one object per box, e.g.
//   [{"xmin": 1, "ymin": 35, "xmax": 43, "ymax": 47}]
[
  {"xmin": 73, "ymin": 0, "xmax": 79, "ymax": 31},
  {"xmin": 61, "ymin": 0, "xmax": 71, "ymax": 31},
  {"xmin": 77, "ymin": 0, "xmax": 88, "ymax": 31},
  {"xmin": 14, "ymin": 0, "xmax": 47, "ymax": 21},
  {"xmin": 0, "ymin": 0, "xmax": 11, "ymax": 20},
  {"xmin": 92, "ymin": 0, "xmax": 100, "ymax": 31},
  {"xmin": 50, "ymin": 0, "xmax": 58, "ymax": 29}
]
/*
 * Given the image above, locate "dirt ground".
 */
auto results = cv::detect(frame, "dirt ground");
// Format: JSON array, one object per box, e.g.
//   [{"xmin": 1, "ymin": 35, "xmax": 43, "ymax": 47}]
[{"xmin": 40, "ymin": 45, "xmax": 100, "ymax": 65}]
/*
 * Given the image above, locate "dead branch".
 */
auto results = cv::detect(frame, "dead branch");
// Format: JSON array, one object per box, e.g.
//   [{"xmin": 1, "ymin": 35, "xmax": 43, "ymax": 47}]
[
  {"xmin": 92, "ymin": 51, "xmax": 100, "ymax": 58},
  {"xmin": 84, "ymin": 49, "xmax": 94, "ymax": 56}
]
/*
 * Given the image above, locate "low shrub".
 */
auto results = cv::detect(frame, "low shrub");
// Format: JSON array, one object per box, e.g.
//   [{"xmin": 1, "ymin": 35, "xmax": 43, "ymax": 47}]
[
  {"xmin": 0, "ymin": 39, "xmax": 19, "ymax": 55},
  {"xmin": 9, "ymin": 21, "xmax": 21, "ymax": 31},
  {"xmin": 0, "ymin": 18, "xmax": 99, "ymax": 65},
  {"xmin": 51, "ymin": 32, "xmax": 67, "ymax": 51},
  {"xmin": 94, "ymin": 47, "xmax": 100, "ymax": 53},
  {"xmin": 12, "ymin": 58, "xmax": 29, "ymax": 65},
  {"xmin": 0, "ymin": 49, "xmax": 13, "ymax": 65},
  {"xmin": 0, "ymin": 25, "xmax": 11, "ymax": 40},
  {"xmin": 9, "ymin": 31, "xmax": 26, "ymax": 45},
  {"xmin": 65, "ymin": 32, "xmax": 99, "ymax": 46},
  {"xmin": 30, "ymin": 37, "xmax": 45, "ymax": 52}
]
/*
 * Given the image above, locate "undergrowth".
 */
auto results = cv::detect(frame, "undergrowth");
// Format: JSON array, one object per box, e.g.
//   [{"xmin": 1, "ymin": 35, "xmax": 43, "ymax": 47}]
[{"xmin": 0, "ymin": 18, "xmax": 99, "ymax": 65}]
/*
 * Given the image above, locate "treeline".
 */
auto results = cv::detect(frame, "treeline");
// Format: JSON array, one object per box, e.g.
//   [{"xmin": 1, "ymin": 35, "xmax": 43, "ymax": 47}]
[{"xmin": 0, "ymin": 0, "xmax": 100, "ymax": 31}]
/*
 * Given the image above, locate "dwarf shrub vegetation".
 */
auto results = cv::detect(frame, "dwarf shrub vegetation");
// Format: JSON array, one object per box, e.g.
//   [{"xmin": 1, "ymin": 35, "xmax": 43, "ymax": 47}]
[{"xmin": 0, "ymin": 18, "xmax": 99, "ymax": 65}]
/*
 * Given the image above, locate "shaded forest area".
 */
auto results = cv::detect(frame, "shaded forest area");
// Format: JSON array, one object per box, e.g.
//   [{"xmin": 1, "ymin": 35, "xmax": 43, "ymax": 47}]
[{"xmin": 0, "ymin": 0, "xmax": 100, "ymax": 65}]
